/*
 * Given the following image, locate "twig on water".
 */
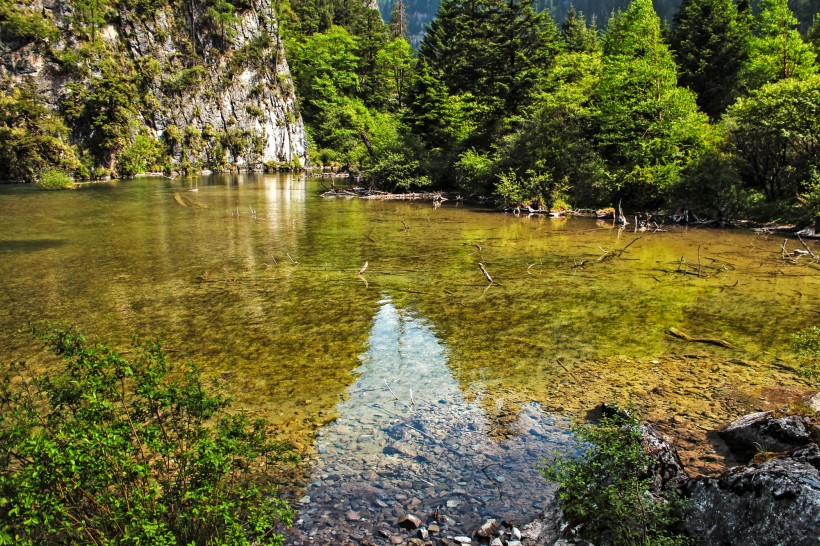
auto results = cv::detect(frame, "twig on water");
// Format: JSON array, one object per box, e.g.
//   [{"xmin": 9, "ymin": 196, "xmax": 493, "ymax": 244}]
[{"xmin": 556, "ymin": 358, "xmax": 581, "ymax": 382}]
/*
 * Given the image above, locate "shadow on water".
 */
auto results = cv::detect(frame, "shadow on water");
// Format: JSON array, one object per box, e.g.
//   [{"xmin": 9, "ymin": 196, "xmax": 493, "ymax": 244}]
[
  {"xmin": 288, "ymin": 297, "xmax": 574, "ymax": 544},
  {"xmin": 0, "ymin": 239, "xmax": 67, "ymax": 252}
]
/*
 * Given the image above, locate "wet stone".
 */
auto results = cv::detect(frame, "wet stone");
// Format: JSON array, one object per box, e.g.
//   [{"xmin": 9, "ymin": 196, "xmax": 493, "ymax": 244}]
[{"xmin": 398, "ymin": 514, "xmax": 422, "ymax": 530}]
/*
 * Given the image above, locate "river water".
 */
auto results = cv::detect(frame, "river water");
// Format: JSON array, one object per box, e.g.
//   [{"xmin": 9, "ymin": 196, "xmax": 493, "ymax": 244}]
[{"xmin": 1, "ymin": 174, "xmax": 817, "ymax": 542}]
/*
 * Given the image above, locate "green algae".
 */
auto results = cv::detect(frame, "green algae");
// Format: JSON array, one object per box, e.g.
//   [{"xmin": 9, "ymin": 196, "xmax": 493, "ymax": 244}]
[{"xmin": 0, "ymin": 174, "xmax": 817, "ymax": 456}]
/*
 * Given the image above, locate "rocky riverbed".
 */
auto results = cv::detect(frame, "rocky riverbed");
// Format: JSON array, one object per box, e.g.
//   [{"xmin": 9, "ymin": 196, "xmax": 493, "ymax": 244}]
[{"xmin": 285, "ymin": 299, "xmax": 574, "ymax": 545}]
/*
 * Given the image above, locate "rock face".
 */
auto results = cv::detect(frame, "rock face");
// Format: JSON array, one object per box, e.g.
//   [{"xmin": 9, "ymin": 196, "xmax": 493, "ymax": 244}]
[
  {"xmin": 682, "ymin": 443, "xmax": 820, "ymax": 546},
  {"xmin": 718, "ymin": 411, "xmax": 817, "ymax": 462},
  {"xmin": 1, "ymin": 0, "xmax": 308, "ymax": 173}
]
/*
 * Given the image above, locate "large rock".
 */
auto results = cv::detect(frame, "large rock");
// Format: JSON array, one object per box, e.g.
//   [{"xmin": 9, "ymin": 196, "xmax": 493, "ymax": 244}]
[
  {"xmin": 718, "ymin": 411, "xmax": 817, "ymax": 462},
  {"xmin": 681, "ymin": 443, "xmax": 820, "ymax": 546}
]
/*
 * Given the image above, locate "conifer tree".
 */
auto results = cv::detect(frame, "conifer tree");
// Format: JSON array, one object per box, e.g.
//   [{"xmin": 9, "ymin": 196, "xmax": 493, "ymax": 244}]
[
  {"xmin": 669, "ymin": 0, "xmax": 749, "ymax": 119},
  {"xmin": 596, "ymin": 0, "xmax": 714, "ymax": 207},
  {"xmin": 561, "ymin": 5, "xmax": 599, "ymax": 53},
  {"xmin": 389, "ymin": 0, "xmax": 406, "ymax": 38},
  {"xmin": 741, "ymin": 0, "xmax": 817, "ymax": 90}
]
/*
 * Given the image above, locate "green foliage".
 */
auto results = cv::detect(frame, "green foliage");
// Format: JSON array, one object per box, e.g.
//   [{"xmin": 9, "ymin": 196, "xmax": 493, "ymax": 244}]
[
  {"xmin": 741, "ymin": 0, "xmax": 817, "ymax": 91},
  {"xmin": 0, "ymin": 1, "xmax": 59, "ymax": 44},
  {"xmin": 414, "ymin": 0, "xmax": 562, "ymax": 153},
  {"xmin": 494, "ymin": 50, "xmax": 609, "ymax": 207},
  {"xmin": 792, "ymin": 326, "xmax": 820, "ymax": 384},
  {"xmin": 494, "ymin": 170, "xmax": 559, "ymax": 210},
  {"xmin": 560, "ymin": 5, "xmax": 599, "ymax": 53},
  {"xmin": 117, "ymin": 133, "xmax": 166, "ymax": 176},
  {"xmin": 37, "ymin": 169, "xmax": 74, "ymax": 190},
  {"xmin": 0, "ymin": 84, "xmax": 79, "ymax": 184},
  {"xmin": 0, "ymin": 325, "xmax": 295, "ymax": 545},
  {"xmin": 723, "ymin": 74, "xmax": 820, "ymax": 206},
  {"xmin": 596, "ymin": 0, "xmax": 715, "ymax": 209},
  {"xmin": 364, "ymin": 150, "xmax": 430, "ymax": 190},
  {"xmin": 542, "ymin": 410, "xmax": 689, "ymax": 546},
  {"xmin": 669, "ymin": 0, "xmax": 750, "ymax": 119}
]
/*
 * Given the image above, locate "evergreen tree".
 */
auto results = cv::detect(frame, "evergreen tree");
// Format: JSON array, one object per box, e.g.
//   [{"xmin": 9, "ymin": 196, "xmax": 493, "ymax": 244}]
[
  {"xmin": 669, "ymin": 0, "xmax": 749, "ymax": 119},
  {"xmin": 596, "ymin": 0, "xmax": 715, "ymax": 207},
  {"xmin": 411, "ymin": 0, "xmax": 562, "ymax": 162},
  {"xmin": 807, "ymin": 14, "xmax": 820, "ymax": 63},
  {"xmin": 389, "ymin": 0, "xmax": 407, "ymax": 37},
  {"xmin": 561, "ymin": 5, "xmax": 599, "ymax": 53},
  {"xmin": 741, "ymin": 0, "xmax": 817, "ymax": 91}
]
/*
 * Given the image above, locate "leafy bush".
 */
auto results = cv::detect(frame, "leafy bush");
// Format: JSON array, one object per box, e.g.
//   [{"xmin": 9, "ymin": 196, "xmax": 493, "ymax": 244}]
[
  {"xmin": 793, "ymin": 326, "xmax": 820, "ymax": 384},
  {"xmin": 37, "ymin": 169, "xmax": 74, "ymax": 189},
  {"xmin": 542, "ymin": 410, "xmax": 689, "ymax": 545},
  {"xmin": 0, "ymin": 325, "xmax": 295, "ymax": 545}
]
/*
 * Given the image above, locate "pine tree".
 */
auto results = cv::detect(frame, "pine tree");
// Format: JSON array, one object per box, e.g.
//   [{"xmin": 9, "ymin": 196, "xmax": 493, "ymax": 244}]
[
  {"xmin": 669, "ymin": 0, "xmax": 749, "ymax": 119},
  {"xmin": 389, "ymin": 0, "xmax": 406, "ymax": 38},
  {"xmin": 596, "ymin": 0, "xmax": 714, "ymax": 207},
  {"xmin": 741, "ymin": 0, "xmax": 817, "ymax": 91},
  {"xmin": 561, "ymin": 5, "xmax": 599, "ymax": 53},
  {"xmin": 415, "ymin": 0, "xmax": 562, "ymax": 146}
]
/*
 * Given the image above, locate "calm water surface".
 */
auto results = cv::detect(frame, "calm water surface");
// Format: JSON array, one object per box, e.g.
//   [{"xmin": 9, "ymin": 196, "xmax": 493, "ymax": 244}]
[{"xmin": 1, "ymin": 174, "xmax": 818, "ymax": 540}]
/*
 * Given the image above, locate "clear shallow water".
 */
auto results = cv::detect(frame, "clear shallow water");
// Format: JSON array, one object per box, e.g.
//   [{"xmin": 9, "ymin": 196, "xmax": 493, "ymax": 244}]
[{"xmin": 1, "ymin": 174, "xmax": 818, "ymax": 539}]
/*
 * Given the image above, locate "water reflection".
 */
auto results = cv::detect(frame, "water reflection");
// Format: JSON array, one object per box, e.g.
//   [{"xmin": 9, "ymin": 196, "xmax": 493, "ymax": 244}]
[{"xmin": 290, "ymin": 298, "xmax": 573, "ymax": 544}]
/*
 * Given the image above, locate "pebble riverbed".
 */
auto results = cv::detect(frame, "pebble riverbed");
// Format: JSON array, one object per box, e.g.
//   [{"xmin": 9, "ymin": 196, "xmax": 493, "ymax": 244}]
[{"xmin": 286, "ymin": 299, "xmax": 576, "ymax": 545}]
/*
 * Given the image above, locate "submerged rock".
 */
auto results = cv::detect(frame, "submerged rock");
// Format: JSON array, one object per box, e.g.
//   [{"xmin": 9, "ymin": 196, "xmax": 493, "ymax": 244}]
[{"xmin": 681, "ymin": 443, "xmax": 820, "ymax": 545}]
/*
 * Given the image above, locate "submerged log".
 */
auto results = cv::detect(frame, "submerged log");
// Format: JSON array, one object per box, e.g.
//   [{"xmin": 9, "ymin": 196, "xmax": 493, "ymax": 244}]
[{"xmin": 667, "ymin": 327, "xmax": 736, "ymax": 349}]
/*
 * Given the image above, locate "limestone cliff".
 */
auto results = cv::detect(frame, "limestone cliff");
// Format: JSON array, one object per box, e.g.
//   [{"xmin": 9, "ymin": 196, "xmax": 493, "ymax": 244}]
[{"xmin": 0, "ymin": 0, "xmax": 308, "ymax": 178}]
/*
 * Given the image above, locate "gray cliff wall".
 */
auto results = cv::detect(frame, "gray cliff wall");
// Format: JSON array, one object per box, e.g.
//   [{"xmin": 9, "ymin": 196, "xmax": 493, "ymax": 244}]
[{"xmin": 1, "ymin": 0, "xmax": 308, "ymax": 173}]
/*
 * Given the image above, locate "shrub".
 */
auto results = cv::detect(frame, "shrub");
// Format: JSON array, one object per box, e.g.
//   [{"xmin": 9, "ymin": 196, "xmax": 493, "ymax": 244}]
[
  {"xmin": 37, "ymin": 169, "xmax": 73, "ymax": 189},
  {"xmin": 792, "ymin": 326, "xmax": 820, "ymax": 384},
  {"xmin": 0, "ymin": 325, "xmax": 295, "ymax": 545},
  {"xmin": 542, "ymin": 409, "xmax": 689, "ymax": 545}
]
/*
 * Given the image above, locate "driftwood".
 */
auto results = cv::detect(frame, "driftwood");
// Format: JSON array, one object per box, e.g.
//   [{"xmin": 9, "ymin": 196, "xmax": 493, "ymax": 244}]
[
  {"xmin": 173, "ymin": 192, "xmax": 187, "ymax": 207},
  {"xmin": 667, "ymin": 327, "xmax": 736, "ymax": 349},
  {"xmin": 478, "ymin": 263, "xmax": 494, "ymax": 284}
]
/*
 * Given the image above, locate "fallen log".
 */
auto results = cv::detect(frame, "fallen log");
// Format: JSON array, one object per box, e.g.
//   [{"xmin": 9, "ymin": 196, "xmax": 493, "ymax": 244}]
[{"xmin": 667, "ymin": 327, "xmax": 736, "ymax": 349}]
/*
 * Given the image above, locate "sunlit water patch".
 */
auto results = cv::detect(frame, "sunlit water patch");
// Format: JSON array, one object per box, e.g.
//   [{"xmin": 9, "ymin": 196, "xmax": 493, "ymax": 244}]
[{"xmin": 288, "ymin": 298, "xmax": 573, "ymax": 544}]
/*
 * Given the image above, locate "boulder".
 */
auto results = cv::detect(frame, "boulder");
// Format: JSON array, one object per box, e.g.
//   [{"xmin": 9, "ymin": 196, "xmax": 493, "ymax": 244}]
[
  {"xmin": 681, "ymin": 443, "xmax": 820, "ymax": 546},
  {"xmin": 718, "ymin": 411, "xmax": 816, "ymax": 461}
]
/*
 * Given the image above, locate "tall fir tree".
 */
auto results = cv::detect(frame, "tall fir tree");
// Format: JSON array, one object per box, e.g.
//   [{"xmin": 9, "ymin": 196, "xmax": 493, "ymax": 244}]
[
  {"xmin": 561, "ymin": 5, "xmax": 600, "ymax": 53},
  {"xmin": 596, "ymin": 0, "xmax": 714, "ymax": 207},
  {"xmin": 669, "ymin": 0, "xmax": 749, "ymax": 119},
  {"xmin": 413, "ymin": 0, "xmax": 562, "ymax": 152},
  {"xmin": 741, "ymin": 0, "xmax": 817, "ymax": 90},
  {"xmin": 389, "ymin": 0, "xmax": 407, "ymax": 38}
]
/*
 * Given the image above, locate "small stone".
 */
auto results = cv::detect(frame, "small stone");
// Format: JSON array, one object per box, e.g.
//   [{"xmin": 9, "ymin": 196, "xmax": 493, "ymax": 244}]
[
  {"xmin": 511, "ymin": 527, "xmax": 522, "ymax": 540},
  {"xmin": 477, "ymin": 519, "xmax": 500, "ymax": 538},
  {"xmin": 298, "ymin": 495, "xmax": 311, "ymax": 504},
  {"xmin": 346, "ymin": 510, "xmax": 361, "ymax": 521},
  {"xmin": 453, "ymin": 537, "xmax": 472, "ymax": 544},
  {"xmin": 427, "ymin": 523, "xmax": 440, "ymax": 535},
  {"xmin": 417, "ymin": 528, "xmax": 429, "ymax": 540},
  {"xmin": 507, "ymin": 541, "xmax": 522, "ymax": 546},
  {"xmin": 398, "ymin": 514, "xmax": 422, "ymax": 530},
  {"xmin": 389, "ymin": 536, "xmax": 404, "ymax": 545},
  {"xmin": 490, "ymin": 539, "xmax": 503, "ymax": 546},
  {"xmin": 446, "ymin": 499, "xmax": 461, "ymax": 508}
]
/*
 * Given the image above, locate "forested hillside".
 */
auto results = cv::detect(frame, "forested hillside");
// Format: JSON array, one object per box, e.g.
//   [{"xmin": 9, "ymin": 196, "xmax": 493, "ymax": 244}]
[
  {"xmin": 356, "ymin": 0, "xmax": 819, "ymax": 224},
  {"xmin": 2, "ymin": 0, "xmax": 819, "ymax": 225},
  {"xmin": 377, "ymin": 0, "xmax": 819, "ymax": 45}
]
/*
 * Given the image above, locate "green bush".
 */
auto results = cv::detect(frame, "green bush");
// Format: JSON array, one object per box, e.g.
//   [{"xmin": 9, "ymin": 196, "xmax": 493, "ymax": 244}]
[
  {"xmin": 37, "ymin": 169, "xmax": 74, "ymax": 190},
  {"xmin": 542, "ymin": 409, "xmax": 689, "ymax": 545},
  {"xmin": 0, "ymin": 325, "xmax": 295, "ymax": 545},
  {"xmin": 793, "ymin": 326, "xmax": 820, "ymax": 384}
]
